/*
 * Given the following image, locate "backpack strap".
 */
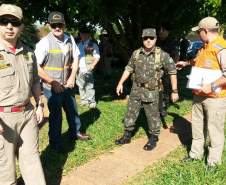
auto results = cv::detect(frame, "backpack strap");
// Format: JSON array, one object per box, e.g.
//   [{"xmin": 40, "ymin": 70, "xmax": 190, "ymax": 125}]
[
  {"xmin": 154, "ymin": 47, "xmax": 161, "ymax": 66},
  {"xmin": 133, "ymin": 48, "xmax": 141, "ymax": 62}
]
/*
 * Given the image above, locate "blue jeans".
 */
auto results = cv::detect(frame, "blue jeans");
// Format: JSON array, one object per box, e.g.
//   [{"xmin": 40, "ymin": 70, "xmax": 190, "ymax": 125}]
[{"xmin": 43, "ymin": 88, "xmax": 81, "ymax": 148}]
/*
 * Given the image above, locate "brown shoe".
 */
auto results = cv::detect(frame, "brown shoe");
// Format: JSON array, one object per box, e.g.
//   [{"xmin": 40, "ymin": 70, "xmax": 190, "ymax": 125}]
[{"xmin": 76, "ymin": 133, "xmax": 91, "ymax": 141}]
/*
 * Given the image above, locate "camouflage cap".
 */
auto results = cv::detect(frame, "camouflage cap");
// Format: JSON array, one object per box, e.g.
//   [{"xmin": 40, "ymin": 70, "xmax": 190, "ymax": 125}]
[
  {"xmin": 48, "ymin": 11, "xmax": 65, "ymax": 24},
  {"xmin": 142, "ymin": 28, "xmax": 157, "ymax": 37},
  {"xmin": 0, "ymin": 4, "xmax": 23, "ymax": 20},
  {"xmin": 192, "ymin": 17, "xmax": 219, "ymax": 31}
]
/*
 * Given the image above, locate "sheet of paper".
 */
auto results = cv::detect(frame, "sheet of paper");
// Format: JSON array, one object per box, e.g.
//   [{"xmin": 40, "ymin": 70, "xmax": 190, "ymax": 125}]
[{"xmin": 187, "ymin": 67, "xmax": 222, "ymax": 91}]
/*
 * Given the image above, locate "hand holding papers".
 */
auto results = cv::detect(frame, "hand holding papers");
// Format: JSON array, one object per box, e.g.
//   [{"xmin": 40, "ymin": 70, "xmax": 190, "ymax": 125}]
[{"xmin": 187, "ymin": 67, "xmax": 222, "ymax": 92}]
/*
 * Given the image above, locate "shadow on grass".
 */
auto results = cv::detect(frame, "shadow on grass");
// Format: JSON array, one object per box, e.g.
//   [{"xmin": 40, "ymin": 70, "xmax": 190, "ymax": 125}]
[
  {"xmin": 17, "ymin": 108, "xmax": 100, "ymax": 185},
  {"xmin": 79, "ymin": 108, "xmax": 101, "ymax": 133},
  {"xmin": 168, "ymin": 112, "xmax": 192, "ymax": 153},
  {"xmin": 17, "ymin": 131, "xmax": 76, "ymax": 185}
]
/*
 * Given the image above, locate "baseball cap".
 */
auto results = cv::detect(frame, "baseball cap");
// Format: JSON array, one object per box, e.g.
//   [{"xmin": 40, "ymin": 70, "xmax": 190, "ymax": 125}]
[
  {"xmin": 79, "ymin": 26, "xmax": 91, "ymax": 34},
  {"xmin": 142, "ymin": 28, "xmax": 157, "ymax": 37},
  {"xmin": 191, "ymin": 17, "xmax": 219, "ymax": 31},
  {"xmin": 48, "ymin": 11, "xmax": 65, "ymax": 24},
  {"xmin": 0, "ymin": 4, "xmax": 23, "ymax": 20}
]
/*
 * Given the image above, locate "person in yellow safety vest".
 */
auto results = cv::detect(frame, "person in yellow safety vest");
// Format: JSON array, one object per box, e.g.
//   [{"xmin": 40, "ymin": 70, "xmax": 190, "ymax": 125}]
[
  {"xmin": 177, "ymin": 17, "xmax": 226, "ymax": 166},
  {"xmin": 35, "ymin": 11, "xmax": 90, "ymax": 153}
]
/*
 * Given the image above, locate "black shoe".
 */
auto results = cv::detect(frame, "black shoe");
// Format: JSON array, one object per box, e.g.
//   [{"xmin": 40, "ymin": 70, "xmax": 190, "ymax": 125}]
[
  {"xmin": 115, "ymin": 131, "xmax": 131, "ymax": 145},
  {"xmin": 143, "ymin": 134, "xmax": 159, "ymax": 151}
]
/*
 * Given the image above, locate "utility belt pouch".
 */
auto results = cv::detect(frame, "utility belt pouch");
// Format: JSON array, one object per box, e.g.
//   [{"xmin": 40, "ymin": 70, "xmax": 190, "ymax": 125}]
[{"xmin": 136, "ymin": 78, "xmax": 158, "ymax": 91}]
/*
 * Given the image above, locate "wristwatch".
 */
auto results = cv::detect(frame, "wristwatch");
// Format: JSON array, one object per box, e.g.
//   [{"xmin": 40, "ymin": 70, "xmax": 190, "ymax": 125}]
[
  {"xmin": 211, "ymin": 82, "xmax": 218, "ymax": 92},
  {"xmin": 172, "ymin": 89, "xmax": 178, "ymax": 93}
]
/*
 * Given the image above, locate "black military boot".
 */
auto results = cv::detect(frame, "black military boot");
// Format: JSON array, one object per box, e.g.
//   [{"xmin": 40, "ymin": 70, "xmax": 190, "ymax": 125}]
[
  {"xmin": 143, "ymin": 134, "xmax": 159, "ymax": 151},
  {"xmin": 115, "ymin": 131, "xmax": 131, "ymax": 145}
]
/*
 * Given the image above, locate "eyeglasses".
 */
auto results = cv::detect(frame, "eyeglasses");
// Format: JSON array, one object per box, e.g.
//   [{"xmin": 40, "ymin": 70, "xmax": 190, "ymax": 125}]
[
  {"xmin": 50, "ymin": 23, "xmax": 64, "ymax": 29},
  {"xmin": 143, "ymin": 36, "xmax": 155, "ymax": 41},
  {"xmin": 0, "ymin": 18, "xmax": 22, "ymax": 27}
]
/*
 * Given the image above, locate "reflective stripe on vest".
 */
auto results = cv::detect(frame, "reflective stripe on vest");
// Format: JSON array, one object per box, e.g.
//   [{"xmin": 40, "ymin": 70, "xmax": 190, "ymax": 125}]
[
  {"xmin": 43, "ymin": 65, "xmax": 70, "ymax": 71},
  {"xmin": 48, "ymin": 49, "xmax": 64, "ymax": 54},
  {"xmin": 193, "ymin": 36, "xmax": 226, "ymax": 97},
  {"xmin": 43, "ymin": 32, "xmax": 73, "ymax": 86}
]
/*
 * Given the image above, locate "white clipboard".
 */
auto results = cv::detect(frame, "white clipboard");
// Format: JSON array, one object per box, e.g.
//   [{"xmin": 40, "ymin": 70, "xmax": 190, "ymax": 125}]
[{"xmin": 187, "ymin": 67, "xmax": 222, "ymax": 91}]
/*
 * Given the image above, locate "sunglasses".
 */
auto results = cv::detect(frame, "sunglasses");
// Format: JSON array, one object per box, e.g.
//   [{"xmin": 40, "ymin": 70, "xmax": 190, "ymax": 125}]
[
  {"xmin": 0, "ymin": 18, "xmax": 22, "ymax": 27},
  {"xmin": 143, "ymin": 36, "xmax": 155, "ymax": 41},
  {"xmin": 50, "ymin": 23, "xmax": 64, "ymax": 29}
]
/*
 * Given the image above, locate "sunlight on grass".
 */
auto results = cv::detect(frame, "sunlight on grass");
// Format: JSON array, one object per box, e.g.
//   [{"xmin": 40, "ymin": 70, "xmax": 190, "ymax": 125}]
[
  {"xmin": 124, "ymin": 129, "xmax": 226, "ymax": 185},
  {"xmin": 36, "ymin": 98, "xmax": 193, "ymax": 185}
]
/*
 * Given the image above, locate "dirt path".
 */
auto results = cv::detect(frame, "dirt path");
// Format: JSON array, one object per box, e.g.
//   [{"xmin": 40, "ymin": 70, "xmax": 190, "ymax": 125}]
[{"xmin": 61, "ymin": 114, "xmax": 191, "ymax": 185}]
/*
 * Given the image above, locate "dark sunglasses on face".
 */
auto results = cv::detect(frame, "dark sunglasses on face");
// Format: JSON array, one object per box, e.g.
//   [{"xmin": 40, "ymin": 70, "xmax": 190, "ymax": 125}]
[
  {"xmin": 50, "ymin": 23, "xmax": 64, "ymax": 29},
  {"xmin": 0, "ymin": 18, "xmax": 22, "ymax": 27},
  {"xmin": 143, "ymin": 36, "xmax": 155, "ymax": 41}
]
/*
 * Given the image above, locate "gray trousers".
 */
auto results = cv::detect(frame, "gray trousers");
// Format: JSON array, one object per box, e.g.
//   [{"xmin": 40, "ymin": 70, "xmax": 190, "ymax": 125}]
[
  {"xmin": 190, "ymin": 95, "xmax": 226, "ymax": 165},
  {"xmin": 76, "ymin": 72, "xmax": 96, "ymax": 104}
]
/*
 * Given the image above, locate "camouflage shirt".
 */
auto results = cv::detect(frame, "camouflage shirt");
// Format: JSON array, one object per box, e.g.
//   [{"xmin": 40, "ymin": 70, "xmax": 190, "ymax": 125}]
[{"xmin": 125, "ymin": 47, "xmax": 177, "ymax": 102}]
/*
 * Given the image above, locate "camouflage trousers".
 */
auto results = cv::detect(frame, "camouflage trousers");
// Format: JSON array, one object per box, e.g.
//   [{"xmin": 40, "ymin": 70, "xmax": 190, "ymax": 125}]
[
  {"xmin": 159, "ymin": 90, "xmax": 170, "ymax": 118},
  {"xmin": 124, "ymin": 96, "xmax": 161, "ymax": 136}
]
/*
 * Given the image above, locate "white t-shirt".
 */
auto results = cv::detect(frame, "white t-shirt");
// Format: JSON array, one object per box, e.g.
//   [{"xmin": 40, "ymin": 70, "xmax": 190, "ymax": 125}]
[
  {"xmin": 35, "ymin": 33, "xmax": 80, "ymax": 65},
  {"xmin": 78, "ymin": 39, "xmax": 100, "ymax": 73}
]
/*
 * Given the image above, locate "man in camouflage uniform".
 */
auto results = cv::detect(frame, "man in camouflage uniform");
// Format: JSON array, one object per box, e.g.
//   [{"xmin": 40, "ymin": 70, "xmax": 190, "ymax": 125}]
[
  {"xmin": 157, "ymin": 23, "xmax": 180, "ymax": 128},
  {"xmin": 115, "ymin": 28, "xmax": 179, "ymax": 150}
]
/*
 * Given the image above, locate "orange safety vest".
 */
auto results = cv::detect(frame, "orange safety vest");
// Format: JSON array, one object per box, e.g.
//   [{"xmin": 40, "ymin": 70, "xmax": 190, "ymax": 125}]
[{"xmin": 193, "ymin": 36, "xmax": 226, "ymax": 98}]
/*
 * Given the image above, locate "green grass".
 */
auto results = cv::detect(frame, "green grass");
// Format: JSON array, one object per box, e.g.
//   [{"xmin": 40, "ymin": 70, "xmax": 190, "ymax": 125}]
[
  {"xmin": 38, "ymin": 100, "xmax": 127, "ymax": 185},
  {"xmin": 16, "ymin": 69, "xmax": 194, "ymax": 185},
  {"xmin": 36, "ymin": 97, "xmax": 192, "ymax": 185},
  {"xmin": 37, "ymin": 68, "xmax": 193, "ymax": 185},
  {"xmin": 124, "ymin": 129, "xmax": 226, "ymax": 185},
  {"xmin": 123, "ymin": 68, "xmax": 226, "ymax": 185}
]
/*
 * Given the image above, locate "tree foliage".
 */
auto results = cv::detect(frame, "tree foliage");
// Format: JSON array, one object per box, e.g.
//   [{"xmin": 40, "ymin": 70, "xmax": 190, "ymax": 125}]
[{"xmin": 1, "ymin": 0, "xmax": 223, "ymax": 63}]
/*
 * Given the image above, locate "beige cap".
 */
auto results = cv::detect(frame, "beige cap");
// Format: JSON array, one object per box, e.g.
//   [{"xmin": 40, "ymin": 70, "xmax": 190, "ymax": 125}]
[
  {"xmin": 192, "ymin": 16, "xmax": 219, "ymax": 31},
  {"xmin": 0, "ymin": 4, "xmax": 23, "ymax": 20}
]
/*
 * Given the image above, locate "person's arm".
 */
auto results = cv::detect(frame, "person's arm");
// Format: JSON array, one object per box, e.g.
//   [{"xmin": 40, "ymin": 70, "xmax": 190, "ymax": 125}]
[
  {"xmin": 116, "ymin": 70, "xmax": 131, "ymax": 96},
  {"xmin": 176, "ymin": 59, "xmax": 193, "ymax": 70},
  {"xmin": 0, "ymin": 122, "xmax": 4, "ymax": 134},
  {"xmin": 116, "ymin": 51, "xmax": 135, "ymax": 96},
  {"xmin": 65, "ymin": 36, "xmax": 80, "ymax": 88},
  {"xmin": 31, "ymin": 54, "xmax": 44, "ymax": 124},
  {"xmin": 163, "ymin": 54, "xmax": 179, "ymax": 102},
  {"xmin": 201, "ymin": 49, "xmax": 226, "ymax": 94},
  {"xmin": 169, "ymin": 74, "xmax": 179, "ymax": 102},
  {"xmin": 90, "ymin": 43, "xmax": 100, "ymax": 70}
]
